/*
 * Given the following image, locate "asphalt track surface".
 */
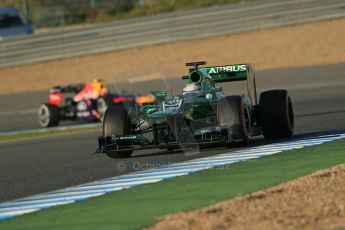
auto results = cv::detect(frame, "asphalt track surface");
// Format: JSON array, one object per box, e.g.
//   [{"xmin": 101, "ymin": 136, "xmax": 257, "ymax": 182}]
[{"xmin": 0, "ymin": 63, "xmax": 344, "ymax": 202}]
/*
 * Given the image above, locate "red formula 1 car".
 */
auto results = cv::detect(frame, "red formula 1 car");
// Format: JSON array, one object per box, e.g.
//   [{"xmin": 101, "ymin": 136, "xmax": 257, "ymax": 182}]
[{"xmin": 38, "ymin": 79, "xmax": 156, "ymax": 128}]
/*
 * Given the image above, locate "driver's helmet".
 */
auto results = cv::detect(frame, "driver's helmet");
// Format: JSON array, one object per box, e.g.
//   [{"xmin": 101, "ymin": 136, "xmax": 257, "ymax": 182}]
[
  {"xmin": 92, "ymin": 78, "xmax": 107, "ymax": 97},
  {"xmin": 182, "ymin": 83, "xmax": 202, "ymax": 98},
  {"xmin": 92, "ymin": 78, "xmax": 104, "ymax": 86}
]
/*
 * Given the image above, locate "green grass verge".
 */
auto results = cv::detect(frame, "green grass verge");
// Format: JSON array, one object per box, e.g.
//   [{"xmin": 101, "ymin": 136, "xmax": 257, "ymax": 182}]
[
  {"xmin": 1, "ymin": 139, "xmax": 345, "ymax": 230},
  {"xmin": 0, "ymin": 126, "xmax": 101, "ymax": 142}
]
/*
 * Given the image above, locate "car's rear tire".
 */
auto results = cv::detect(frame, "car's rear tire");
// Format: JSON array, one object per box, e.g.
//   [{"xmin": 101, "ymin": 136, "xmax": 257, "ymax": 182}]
[
  {"xmin": 103, "ymin": 105, "xmax": 133, "ymax": 158},
  {"xmin": 38, "ymin": 103, "xmax": 60, "ymax": 127},
  {"xmin": 217, "ymin": 96, "xmax": 249, "ymax": 146},
  {"xmin": 259, "ymin": 90, "xmax": 294, "ymax": 139}
]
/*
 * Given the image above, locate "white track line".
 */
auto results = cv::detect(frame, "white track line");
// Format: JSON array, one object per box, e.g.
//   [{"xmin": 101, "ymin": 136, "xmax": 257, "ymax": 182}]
[{"xmin": 0, "ymin": 131, "xmax": 344, "ymax": 220}]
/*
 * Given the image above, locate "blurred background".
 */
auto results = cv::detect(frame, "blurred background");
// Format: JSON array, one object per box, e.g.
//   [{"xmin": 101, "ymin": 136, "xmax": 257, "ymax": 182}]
[{"xmin": 0, "ymin": 0, "xmax": 244, "ymax": 30}]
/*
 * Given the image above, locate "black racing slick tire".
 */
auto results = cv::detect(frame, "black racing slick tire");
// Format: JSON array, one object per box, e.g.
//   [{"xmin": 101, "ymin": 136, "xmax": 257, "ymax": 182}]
[
  {"xmin": 217, "ymin": 96, "xmax": 249, "ymax": 146},
  {"xmin": 103, "ymin": 105, "xmax": 133, "ymax": 158},
  {"xmin": 38, "ymin": 103, "xmax": 60, "ymax": 127},
  {"xmin": 259, "ymin": 90, "xmax": 294, "ymax": 139}
]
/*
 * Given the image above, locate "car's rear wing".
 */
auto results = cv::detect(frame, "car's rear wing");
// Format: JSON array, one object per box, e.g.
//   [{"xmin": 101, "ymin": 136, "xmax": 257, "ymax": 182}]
[
  {"xmin": 186, "ymin": 63, "xmax": 251, "ymax": 83},
  {"xmin": 184, "ymin": 62, "xmax": 258, "ymax": 105},
  {"xmin": 49, "ymin": 84, "xmax": 85, "ymax": 94},
  {"xmin": 204, "ymin": 64, "xmax": 257, "ymax": 104},
  {"xmin": 204, "ymin": 64, "xmax": 257, "ymax": 105},
  {"xmin": 200, "ymin": 64, "xmax": 248, "ymax": 82}
]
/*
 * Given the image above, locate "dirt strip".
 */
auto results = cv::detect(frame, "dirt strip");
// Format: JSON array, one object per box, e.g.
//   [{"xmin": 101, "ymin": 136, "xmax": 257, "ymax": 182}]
[
  {"xmin": 147, "ymin": 163, "xmax": 345, "ymax": 230},
  {"xmin": 0, "ymin": 18, "xmax": 344, "ymax": 95}
]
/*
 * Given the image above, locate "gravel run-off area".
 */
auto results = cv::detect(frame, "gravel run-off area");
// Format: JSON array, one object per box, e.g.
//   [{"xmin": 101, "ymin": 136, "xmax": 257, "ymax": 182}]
[{"xmin": 148, "ymin": 163, "xmax": 345, "ymax": 230}]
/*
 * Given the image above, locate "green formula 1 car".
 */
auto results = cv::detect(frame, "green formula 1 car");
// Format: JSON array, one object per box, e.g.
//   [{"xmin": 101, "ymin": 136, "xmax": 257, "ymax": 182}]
[{"xmin": 96, "ymin": 61, "xmax": 294, "ymax": 158}]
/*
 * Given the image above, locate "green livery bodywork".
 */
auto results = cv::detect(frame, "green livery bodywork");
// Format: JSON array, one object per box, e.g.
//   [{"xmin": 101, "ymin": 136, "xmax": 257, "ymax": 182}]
[
  {"xmin": 97, "ymin": 61, "xmax": 263, "ymax": 154},
  {"xmin": 144, "ymin": 62, "xmax": 255, "ymax": 122}
]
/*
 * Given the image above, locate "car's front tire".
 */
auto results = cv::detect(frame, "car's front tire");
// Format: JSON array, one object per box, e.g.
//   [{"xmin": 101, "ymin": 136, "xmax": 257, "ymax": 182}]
[{"xmin": 103, "ymin": 105, "xmax": 133, "ymax": 158}]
